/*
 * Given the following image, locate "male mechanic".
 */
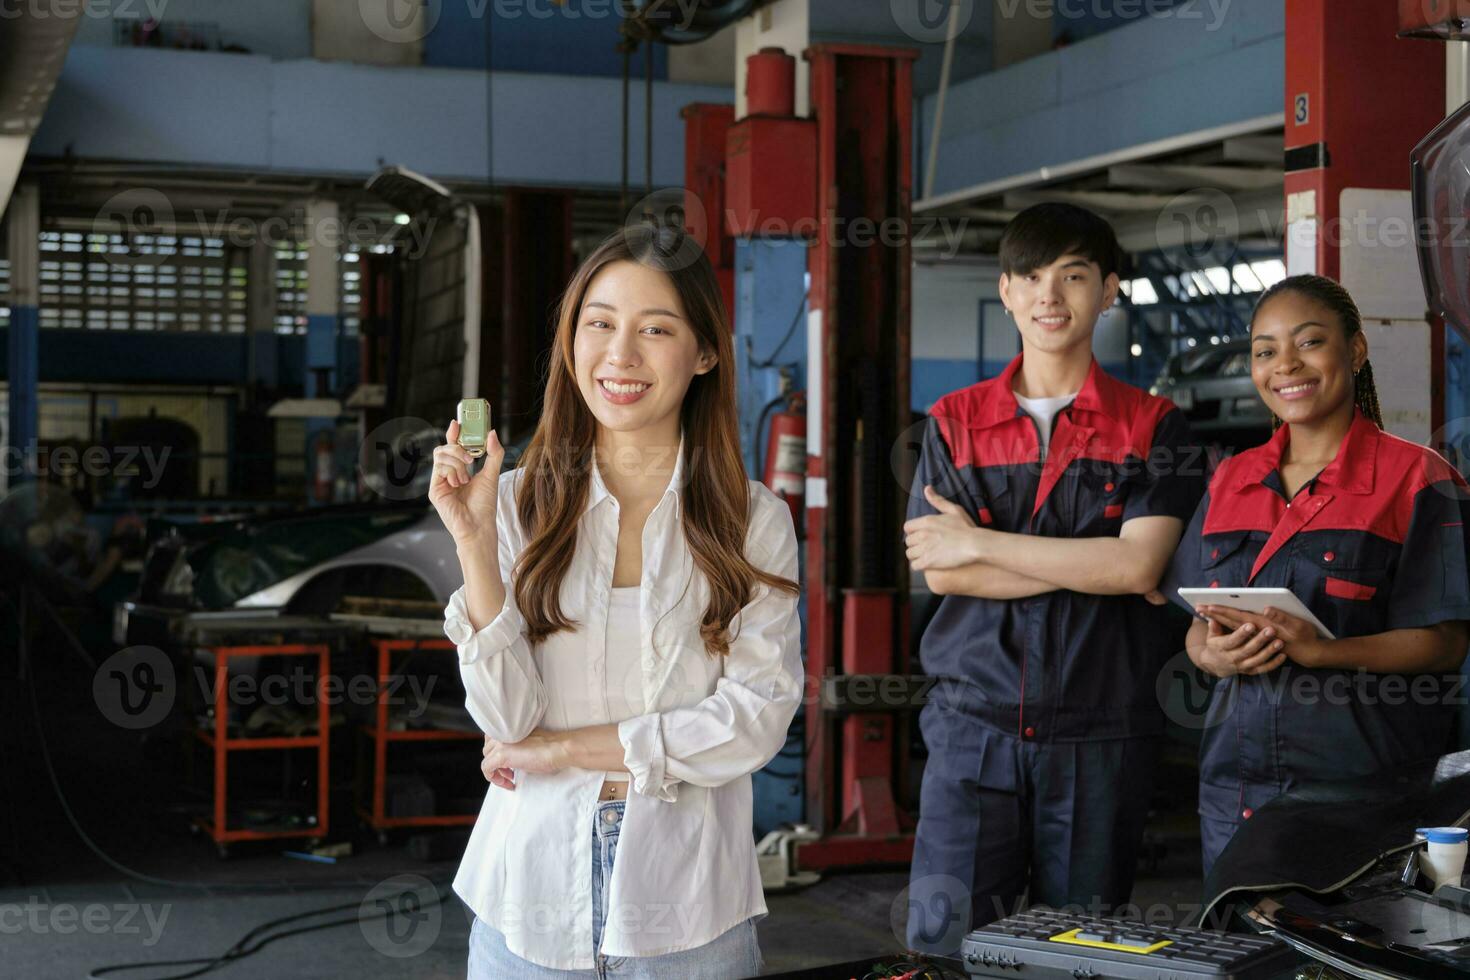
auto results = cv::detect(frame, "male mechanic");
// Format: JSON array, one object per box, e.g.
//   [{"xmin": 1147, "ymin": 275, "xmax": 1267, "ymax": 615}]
[{"xmin": 902, "ymin": 203, "xmax": 1203, "ymax": 952}]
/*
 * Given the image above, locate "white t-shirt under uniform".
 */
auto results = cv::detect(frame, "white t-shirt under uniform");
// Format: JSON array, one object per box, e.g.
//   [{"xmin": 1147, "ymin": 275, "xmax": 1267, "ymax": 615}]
[{"xmin": 1015, "ymin": 390, "xmax": 1078, "ymax": 460}]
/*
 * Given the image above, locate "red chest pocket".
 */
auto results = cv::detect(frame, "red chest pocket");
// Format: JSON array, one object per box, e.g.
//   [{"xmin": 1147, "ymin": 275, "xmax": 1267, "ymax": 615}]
[{"xmin": 1324, "ymin": 576, "xmax": 1377, "ymax": 600}]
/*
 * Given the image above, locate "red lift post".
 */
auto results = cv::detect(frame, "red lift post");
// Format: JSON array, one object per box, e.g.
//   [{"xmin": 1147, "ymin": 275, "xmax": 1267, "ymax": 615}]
[
  {"xmin": 682, "ymin": 102, "xmax": 737, "ymax": 319},
  {"xmin": 1285, "ymin": 1, "xmax": 1448, "ymax": 433},
  {"xmin": 798, "ymin": 44, "xmax": 918, "ymax": 870}
]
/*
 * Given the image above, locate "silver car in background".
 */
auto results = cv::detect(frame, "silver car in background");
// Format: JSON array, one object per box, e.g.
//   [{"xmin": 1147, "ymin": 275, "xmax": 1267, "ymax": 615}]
[{"xmin": 1152, "ymin": 340, "xmax": 1271, "ymax": 449}]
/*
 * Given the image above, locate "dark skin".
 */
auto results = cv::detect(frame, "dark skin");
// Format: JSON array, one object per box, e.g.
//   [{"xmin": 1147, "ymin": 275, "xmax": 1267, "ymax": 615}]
[{"xmin": 1186, "ymin": 291, "xmax": 1469, "ymax": 678}]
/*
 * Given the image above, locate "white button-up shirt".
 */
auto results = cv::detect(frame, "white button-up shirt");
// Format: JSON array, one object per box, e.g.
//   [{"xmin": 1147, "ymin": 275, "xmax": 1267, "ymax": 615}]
[{"xmin": 442, "ymin": 433, "xmax": 803, "ymax": 970}]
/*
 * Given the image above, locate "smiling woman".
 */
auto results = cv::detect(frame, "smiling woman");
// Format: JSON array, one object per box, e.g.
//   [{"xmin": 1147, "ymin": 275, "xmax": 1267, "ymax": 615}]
[
  {"xmin": 1164, "ymin": 274, "xmax": 1470, "ymax": 878},
  {"xmin": 1248, "ymin": 276, "xmax": 1383, "ymax": 437},
  {"xmin": 428, "ymin": 222, "xmax": 800, "ymax": 977}
]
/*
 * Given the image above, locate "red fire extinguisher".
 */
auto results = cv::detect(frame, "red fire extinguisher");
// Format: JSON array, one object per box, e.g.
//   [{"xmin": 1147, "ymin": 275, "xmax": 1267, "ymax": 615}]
[
  {"xmin": 763, "ymin": 391, "xmax": 806, "ymax": 529},
  {"xmin": 313, "ymin": 432, "xmax": 334, "ymax": 504}
]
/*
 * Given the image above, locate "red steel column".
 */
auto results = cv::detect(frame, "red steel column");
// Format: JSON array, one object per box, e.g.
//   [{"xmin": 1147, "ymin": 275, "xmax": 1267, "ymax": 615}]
[
  {"xmin": 1284, "ymin": 0, "xmax": 1444, "ymax": 281},
  {"xmin": 800, "ymin": 43, "xmax": 917, "ymax": 870},
  {"xmin": 1285, "ymin": 1, "xmax": 1448, "ymax": 438}
]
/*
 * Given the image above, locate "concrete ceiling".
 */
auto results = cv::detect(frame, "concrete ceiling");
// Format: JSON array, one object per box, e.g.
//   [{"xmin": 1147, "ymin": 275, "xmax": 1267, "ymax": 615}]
[
  {"xmin": 0, "ymin": 9, "xmax": 81, "ymax": 137},
  {"xmin": 914, "ymin": 119, "xmax": 1288, "ymax": 258}
]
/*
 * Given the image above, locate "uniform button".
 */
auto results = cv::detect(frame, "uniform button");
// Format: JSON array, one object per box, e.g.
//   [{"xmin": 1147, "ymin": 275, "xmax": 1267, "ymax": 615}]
[
  {"xmin": 1323, "ymin": 551, "xmax": 1335, "ymax": 562},
  {"xmin": 1024, "ymin": 726, "xmax": 1036, "ymax": 738},
  {"xmin": 1211, "ymin": 548, "xmax": 1219, "ymax": 559},
  {"xmin": 1104, "ymin": 482, "xmax": 1115, "ymax": 492},
  {"xmin": 1210, "ymin": 580, "xmax": 1219, "ymax": 588},
  {"xmin": 1242, "ymin": 808, "xmax": 1254, "ymax": 820}
]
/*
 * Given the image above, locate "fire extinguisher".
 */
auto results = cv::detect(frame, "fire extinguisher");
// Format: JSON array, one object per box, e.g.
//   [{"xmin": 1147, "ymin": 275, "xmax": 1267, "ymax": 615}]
[
  {"xmin": 313, "ymin": 432, "xmax": 334, "ymax": 504},
  {"xmin": 763, "ymin": 391, "xmax": 806, "ymax": 530}
]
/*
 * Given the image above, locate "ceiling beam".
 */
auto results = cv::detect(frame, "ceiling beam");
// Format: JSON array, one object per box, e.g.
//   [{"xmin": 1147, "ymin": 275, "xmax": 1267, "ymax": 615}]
[
  {"xmin": 1107, "ymin": 163, "xmax": 1284, "ymax": 192},
  {"xmin": 1112, "ymin": 186, "xmax": 1285, "ymax": 253},
  {"xmin": 1221, "ymin": 135, "xmax": 1284, "ymax": 165},
  {"xmin": 1002, "ymin": 188, "xmax": 1194, "ymax": 212}
]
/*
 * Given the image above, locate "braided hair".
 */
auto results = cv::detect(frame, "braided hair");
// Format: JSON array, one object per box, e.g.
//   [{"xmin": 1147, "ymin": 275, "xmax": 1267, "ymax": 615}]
[{"xmin": 1252, "ymin": 274, "xmax": 1384, "ymax": 430}]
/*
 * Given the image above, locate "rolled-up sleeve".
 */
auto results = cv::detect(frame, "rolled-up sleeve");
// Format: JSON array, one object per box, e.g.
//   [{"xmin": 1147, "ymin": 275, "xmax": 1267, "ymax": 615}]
[
  {"xmin": 616, "ymin": 491, "xmax": 803, "ymax": 802},
  {"xmin": 443, "ymin": 469, "xmax": 548, "ymax": 744}
]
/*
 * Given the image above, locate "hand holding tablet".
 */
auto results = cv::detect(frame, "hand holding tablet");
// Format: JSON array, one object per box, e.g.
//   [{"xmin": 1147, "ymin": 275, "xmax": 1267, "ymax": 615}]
[{"xmin": 1177, "ymin": 586, "xmax": 1336, "ymax": 640}]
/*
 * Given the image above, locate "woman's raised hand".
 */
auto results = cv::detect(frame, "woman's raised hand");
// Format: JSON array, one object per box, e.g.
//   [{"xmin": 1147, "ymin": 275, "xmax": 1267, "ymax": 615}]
[{"xmin": 429, "ymin": 418, "xmax": 505, "ymax": 547}]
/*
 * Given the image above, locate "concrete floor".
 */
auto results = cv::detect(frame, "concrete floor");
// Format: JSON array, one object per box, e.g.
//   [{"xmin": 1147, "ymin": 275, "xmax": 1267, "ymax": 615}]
[
  {"xmin": 0, "ymin": 867, "xmax": 1208, "ymax": 979},
  {"xmin": 1, "ymin": 622, "xmax": 1206, "ymax": 979}
]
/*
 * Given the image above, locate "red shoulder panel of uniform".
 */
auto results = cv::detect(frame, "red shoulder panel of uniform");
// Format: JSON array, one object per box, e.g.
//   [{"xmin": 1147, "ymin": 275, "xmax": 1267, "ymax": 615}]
[{"xmin": 1086, "ymin": 371, "xmax": 1178, "ymax": 460}]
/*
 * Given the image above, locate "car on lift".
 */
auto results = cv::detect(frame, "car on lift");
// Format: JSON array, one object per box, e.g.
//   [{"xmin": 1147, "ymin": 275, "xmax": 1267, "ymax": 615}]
[
  {"xmin": 113, "ymin": 432, "xmax": 528, "ymax": 648},
  {"xmin": 114, "ymin": 501, "xmax": 446, "ymax": 647},
  {"xmin": 1151, "ymin": 339, "xmax": 1272, "ymax": 450}
]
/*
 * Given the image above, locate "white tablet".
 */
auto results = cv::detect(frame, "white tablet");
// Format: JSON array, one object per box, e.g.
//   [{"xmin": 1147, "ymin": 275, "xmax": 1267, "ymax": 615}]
[{"xmin": 1176, "ymin": 587, "xmax": 1336, "ymax": 640}]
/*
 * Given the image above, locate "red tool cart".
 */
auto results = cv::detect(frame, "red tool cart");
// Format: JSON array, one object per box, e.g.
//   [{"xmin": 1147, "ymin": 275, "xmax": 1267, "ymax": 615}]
[
  {"xmin": 355, "ymin": 634, "xmax": 481, "ymax": 843},
  {"xmin": 180, "ymin": 615, "xmax": 362, "ymax": 858}
]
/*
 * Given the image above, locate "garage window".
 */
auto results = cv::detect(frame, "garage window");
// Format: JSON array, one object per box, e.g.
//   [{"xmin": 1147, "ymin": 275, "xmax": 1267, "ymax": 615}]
[{"xmin": 39, "ymin": 229, "xmax": 248, "ymax": 333}]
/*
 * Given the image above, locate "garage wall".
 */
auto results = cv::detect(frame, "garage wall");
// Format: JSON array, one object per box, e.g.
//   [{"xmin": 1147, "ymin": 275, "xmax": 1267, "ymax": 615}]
[
  {"xmin": 912, "ymin": 261, "xmax": 993, "ymax": 413},
  {"xmin": 919, "ymin": 0, "xmax": 1284, "ymax": 201},
  {"xmin": 72, "ymin": 0, "xmax": 313, "ymax": 59},
  {"xmin": 34, "ymin": 47, "xmax": 730, "ymax": 188}
]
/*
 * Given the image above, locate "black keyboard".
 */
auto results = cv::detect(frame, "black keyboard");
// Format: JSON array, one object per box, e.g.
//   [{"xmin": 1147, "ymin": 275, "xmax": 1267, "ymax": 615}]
[{"xmin": 961, "ymin": 907, "xmax": 1297, "ymax": 979}]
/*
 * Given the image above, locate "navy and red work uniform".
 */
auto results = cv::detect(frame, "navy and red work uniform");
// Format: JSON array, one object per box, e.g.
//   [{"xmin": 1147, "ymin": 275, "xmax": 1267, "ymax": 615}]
[
  {"xmin": 905, "ymin": 353, "xmax": 1202, "ymax": 953},
  {"xmin": 1164, "ymin": 408, "xmax": 1470, "ymax": 875}
]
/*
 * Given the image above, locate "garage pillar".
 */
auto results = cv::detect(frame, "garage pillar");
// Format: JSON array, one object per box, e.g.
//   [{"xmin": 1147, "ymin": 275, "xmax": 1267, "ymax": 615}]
[
  {"xmin": 304, "ymin": 198, "xmax": 340, "ymax": 398},
  {"xmin": 1285, "ymin": 1, "xmax": 1446, "ymax": 442},
  {"xmin": 303, "ymin": 198, "xmax": 340, "ymax": 504},
  {"xmin": 3, "ymin": 181, "xmax": 39, "ymax": 494}
]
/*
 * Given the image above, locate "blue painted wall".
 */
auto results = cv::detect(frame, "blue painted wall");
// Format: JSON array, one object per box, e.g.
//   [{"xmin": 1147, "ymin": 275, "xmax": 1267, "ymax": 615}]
[
  {"xmin": 919, "ymin": 0, "xmax": 1283, "ymax": 199},
  {"xmin": 71, "ymin": 0, "xmax": 313, "ymax": 59},
  {"xmin": 11, "ymin": 329, "xmax": 301, "ymax": 386},
  {"xmin": 1051, "ymin": 0, "xmax": 1187, "ymax": 43},
  {"xmin": 912, "ymin": 358, "xmax": 980, "ymax": 414},
  {"xmin": 424, "ymin": 1, "xmax": 669, "ymax": 77},
  {"xmin": 72, "ymin": 0, "xmax": 656, "ymax": 77},
  {"xmin": 734, "ymin": 239, "xmax": 808, "ymax": 475},
  {"xmin": 34, "ymin": 47, "xmax": 729, "ymax": 188},
  {"xmin": 0, "ymin": 328, "xmax": 359, "ymax": 394}
]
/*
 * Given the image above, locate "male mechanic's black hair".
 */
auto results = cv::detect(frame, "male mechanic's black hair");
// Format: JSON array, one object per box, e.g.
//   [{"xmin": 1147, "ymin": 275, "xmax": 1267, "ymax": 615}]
[
  {"xmin": 999, "ymin": 202, "xmax": 1124, "ymax": 281},
  {"xmin": 1252, "ymin": 274, "xmax": 1384, "ymax": 430}
]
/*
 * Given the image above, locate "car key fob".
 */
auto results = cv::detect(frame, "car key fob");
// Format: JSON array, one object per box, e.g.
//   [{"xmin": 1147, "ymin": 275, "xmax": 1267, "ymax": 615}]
[{"xmin": 456, "ymin": 398, "xmax": 491, "ymax": 457}]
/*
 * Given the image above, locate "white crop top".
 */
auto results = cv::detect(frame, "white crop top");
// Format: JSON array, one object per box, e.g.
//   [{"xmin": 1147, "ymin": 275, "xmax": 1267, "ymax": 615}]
[{"xmin": 603, "ymin": 585, "xmax": 644, "ymax": 781}]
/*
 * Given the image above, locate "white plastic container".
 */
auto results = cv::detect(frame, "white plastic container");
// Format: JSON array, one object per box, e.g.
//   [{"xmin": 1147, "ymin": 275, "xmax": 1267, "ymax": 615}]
[{"xmin": 1415, "ymin": 826, "xmax": 1469, "ymax": 892}]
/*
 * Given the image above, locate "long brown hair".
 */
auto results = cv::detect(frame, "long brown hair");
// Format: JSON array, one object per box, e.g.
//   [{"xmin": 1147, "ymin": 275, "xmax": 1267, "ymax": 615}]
[
  {"xmin": 511, "ymin": 223, "xmax": 799, "ymax": 658},
  {"xmin": 1253, "ymin": 274, "xmax": 1384, "ymax": 430}
]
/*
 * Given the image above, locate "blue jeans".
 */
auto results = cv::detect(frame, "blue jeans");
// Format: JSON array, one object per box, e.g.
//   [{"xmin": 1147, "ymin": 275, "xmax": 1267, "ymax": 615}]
[{"xmin": 468, "ymin": 799, "xmax": 764, "ymax": 978}]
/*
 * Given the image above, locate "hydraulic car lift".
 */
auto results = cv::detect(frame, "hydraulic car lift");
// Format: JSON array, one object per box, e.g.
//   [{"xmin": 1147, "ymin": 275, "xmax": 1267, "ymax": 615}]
[{"xmin": 684, "ymin": 42, "xmax": 920, "ymax": 871}]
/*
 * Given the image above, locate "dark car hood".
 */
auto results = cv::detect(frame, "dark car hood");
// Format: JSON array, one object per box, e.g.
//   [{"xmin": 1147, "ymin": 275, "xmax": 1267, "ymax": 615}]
[{"xmin": 142, "ymin": 501, "xmax": 430, "ymax": 609}]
